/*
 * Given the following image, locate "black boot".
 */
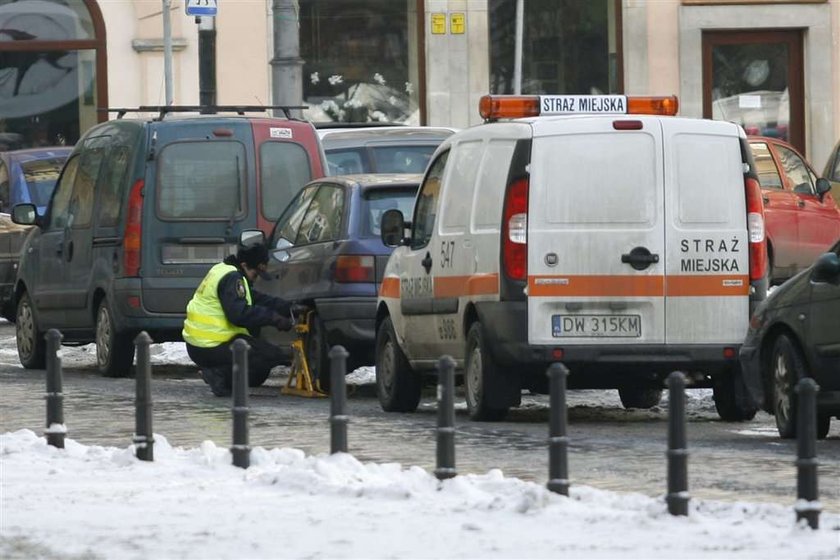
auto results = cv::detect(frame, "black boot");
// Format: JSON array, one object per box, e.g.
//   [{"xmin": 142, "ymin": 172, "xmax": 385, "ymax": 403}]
[{"xmin": 200, "ymin": 367, "xmax": 231, "ymax": 397}]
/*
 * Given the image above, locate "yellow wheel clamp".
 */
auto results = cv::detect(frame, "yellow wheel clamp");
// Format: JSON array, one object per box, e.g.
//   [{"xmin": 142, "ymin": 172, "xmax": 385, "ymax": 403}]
[{"xmin": 281, "ymin": 310, "xmax": 328, "ymax": 398}]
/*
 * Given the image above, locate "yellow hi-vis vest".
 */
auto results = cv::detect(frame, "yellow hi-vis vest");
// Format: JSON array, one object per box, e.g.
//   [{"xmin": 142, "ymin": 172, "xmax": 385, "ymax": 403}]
[{"xmin": 182, "ymin": 263, "xmax": 252, "ymax": 348}]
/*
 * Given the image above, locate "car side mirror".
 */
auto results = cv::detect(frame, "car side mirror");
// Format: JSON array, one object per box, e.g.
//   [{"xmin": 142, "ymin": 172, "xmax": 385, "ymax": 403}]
[
  {"xmin": 810, "ymin": 251, "xmax": 840, "ymax": 284},
  {"xmin": 381, "ymin": 209, "xmax": 406, "ymax": 247},
  {"xmin": 11, "ymin": 203, "xmax": 37, "ymax": 226},
  {"xmin": 815, "ymin": 177, "xmax": 832, "ymax": 200},
  {"xmin": 272, "ymin": 249, "xmax": 290, "ymax": 263},
  {"xmin": 239, "ymin": 229, "xmax": 266, "ymax": 248}
]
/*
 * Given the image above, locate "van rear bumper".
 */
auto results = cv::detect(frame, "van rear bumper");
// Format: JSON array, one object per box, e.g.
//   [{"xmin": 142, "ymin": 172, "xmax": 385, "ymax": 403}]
[
  {"xmin": 112, "ymin": 280, "xmax": 186, "ymax": 341},
  {"xmin": 477, "ymin": 301, "xmax": 740, "ymax": 378}
]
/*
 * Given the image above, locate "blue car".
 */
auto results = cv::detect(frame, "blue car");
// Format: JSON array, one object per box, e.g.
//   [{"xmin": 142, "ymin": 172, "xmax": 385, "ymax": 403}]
[
  {"xmin": 258, "ymin": 173, "xmax": 420, "ymax": 388},
  {"xmin": 0, "ymin": 147, "xmax": 71, "ymax": 320}
]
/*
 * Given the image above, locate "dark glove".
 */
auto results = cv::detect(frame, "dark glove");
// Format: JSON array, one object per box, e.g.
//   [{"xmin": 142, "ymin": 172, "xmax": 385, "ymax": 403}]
[{"xmin": 274, "ymin": 315, "xmax": 294, "ymax": 331}]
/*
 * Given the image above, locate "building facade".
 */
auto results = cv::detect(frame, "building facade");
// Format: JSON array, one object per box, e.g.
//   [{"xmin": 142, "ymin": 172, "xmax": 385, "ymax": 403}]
[{"xmin": 1, "ymin": 0, "xmax": 838, "ymax": 168}]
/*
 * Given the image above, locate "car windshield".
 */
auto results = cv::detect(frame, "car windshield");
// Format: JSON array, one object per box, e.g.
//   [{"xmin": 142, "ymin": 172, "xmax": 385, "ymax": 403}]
[
  {"xmin": 18, "ymin": 156, "xmax": 66, "ymax": 206},
  {"xmin": 360, "ymin": 187, "xmax": 417, "ymax": 238}
]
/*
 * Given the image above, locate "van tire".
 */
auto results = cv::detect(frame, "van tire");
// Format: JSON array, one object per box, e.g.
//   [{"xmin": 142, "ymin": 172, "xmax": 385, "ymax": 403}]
[
  {"xmin": 618, "ymin": 387, "xmax": 662, "ymax": 409},
  {"xmin": 375, "ymin": 316, "xmax": 420, "ymax": 412},
  {"xmin": 16, "ymin": 292, "xmax": 45, "ymax": 369},
  {"xmin": 306, "ymin": 312, "xmax": 331, "ymax": 393},
  {"xmin": 464, "ymin": 322, "xmax": 510, "ymax": 422},
  {"xmin": 96, "ymin": 300, "xmax": 134, "ymax": 378},
  {"xmin": 713, "ymin": 365, "xmax": 758, "ymax": 422}
]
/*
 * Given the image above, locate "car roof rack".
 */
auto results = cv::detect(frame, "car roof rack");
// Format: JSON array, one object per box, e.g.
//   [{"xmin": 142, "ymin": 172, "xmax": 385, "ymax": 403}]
[{"xmin": 100, "ymin": 105, "xmax": 308, "ymax": 121}]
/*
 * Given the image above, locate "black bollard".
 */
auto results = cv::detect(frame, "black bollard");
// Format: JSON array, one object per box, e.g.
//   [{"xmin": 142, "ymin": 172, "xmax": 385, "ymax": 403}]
[
  {"xmin": 44, "ymin": 329, "xmax": 65, "ymax": 449},
  {"xmin": 329, "ymin": 345, "xmax": 349, "ymax": 454},
  {"xmin": 434, "ymin": 355, "xmax": 457, "ymax": 481},
  {"xmin": 231, "ymin": 339, "xmax": 250, "ymax": 469},
  {"xmin": 666, "ymin": 371, "xmax": 689, "ymax": 516},
  {"xmin": 133, "ymin": 332, "xmax": 154, "ymax": 461},
  {"xmin": 547, "ymin": 362, "xmax": 570, "ymax": 495},
  {"xmin": 795, "ymin": 378, "xmax": 820, "ymax": 529}
]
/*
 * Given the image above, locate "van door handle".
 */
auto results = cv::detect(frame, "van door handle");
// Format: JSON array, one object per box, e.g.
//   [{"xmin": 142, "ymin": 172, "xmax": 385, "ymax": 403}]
[
  {"xmin": 621, "ymin": 247, "xmax": 659, "ymax": 271},
  {"xmin": 421, "ymin": 252, "xmax": 432, "ymax": 274}
]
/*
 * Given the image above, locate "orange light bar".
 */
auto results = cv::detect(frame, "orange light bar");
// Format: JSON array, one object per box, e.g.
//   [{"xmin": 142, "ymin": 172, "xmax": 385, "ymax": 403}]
[{"xmin": 479, "ymin": 94, "xmax": 679, "ymax": 120}]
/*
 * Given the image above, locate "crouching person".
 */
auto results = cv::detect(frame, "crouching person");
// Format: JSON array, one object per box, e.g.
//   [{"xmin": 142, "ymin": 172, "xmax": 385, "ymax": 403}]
[{"xmin": 183, "ymin": 232, "xmax": 294, "ymax": 397}]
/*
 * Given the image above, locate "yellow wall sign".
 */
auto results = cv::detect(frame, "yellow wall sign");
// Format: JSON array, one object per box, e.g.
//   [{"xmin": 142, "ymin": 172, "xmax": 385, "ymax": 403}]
[
  {"xmin": 431, "ymin": 13, "xmax": 446, "ymax": 35},
  {"xmin": 450, "ymin": 13, "xmax": 465, "ymax": 34}
]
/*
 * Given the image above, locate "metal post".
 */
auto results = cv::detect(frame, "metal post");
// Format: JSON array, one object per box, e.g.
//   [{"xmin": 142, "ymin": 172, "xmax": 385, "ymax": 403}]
[
  {"xmin": 434, "ymin": 355, "xmax": 457, "ymax": 481},
  {"xmin": 513, "ymin": 0, "xmax": 524, "ymax": 94},
  {"xmin": 329, "ymin": 345, "xmax": 349, "ymax": 454},
  {"xmin": 666, "ymin": 371, "xmax": 689, "ymax": 516},
  {"xmin": 795, "ymin": 378, "xmax": 820, "ymax": 529},
  {"xmin": 231, "ymin": 339, "xmax": 251, "ymax": 469},
  {"xmin": 44, "ymin": 329, "xmax": 65, "ymax": 449},
  {"xmin": 198, "ymin": 16, "xmax": 217, "ymax": 112},
  {"xmin": 271, "ymin": 0, "xmax": 304, "ymax": 118},
  {"xmin": 162, "ymin": 0, "xmax": 174, "ymax": 105},
  {"xmin": 133, "ymin": 332, "xmax": 154, "ymax": 461},
  {"xmin": 547, "ymin": 362, "xmax": 569, "ymax": 495}
]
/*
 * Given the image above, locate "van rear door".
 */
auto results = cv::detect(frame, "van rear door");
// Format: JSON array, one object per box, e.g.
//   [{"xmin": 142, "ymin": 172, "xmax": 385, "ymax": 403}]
[
  {"xmin": 662, "ymin": 119, "xmax": 749, "ymax": 344},
  {"xmin": 141, "ymin": 120, "xmax": 256, "ymax": 314},
  {"xmin": 526, "ymin": 115, "xmax": 666, "ymax": 347}
]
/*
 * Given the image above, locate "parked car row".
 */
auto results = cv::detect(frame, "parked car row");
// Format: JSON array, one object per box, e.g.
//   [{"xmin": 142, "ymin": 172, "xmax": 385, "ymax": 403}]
[{"xmin": 1, "ymin": 104, "xmax": 837, "ymax": 439}]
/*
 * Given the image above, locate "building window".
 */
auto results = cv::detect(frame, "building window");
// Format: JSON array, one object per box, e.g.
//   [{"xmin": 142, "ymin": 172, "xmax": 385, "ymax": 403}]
[
  {"xmin": 489, "ymin": 0, "xmax": 621, "ymax": 95},
  {"xmin": 299, "ymin": 0, "xmax": 421, "ymax": 124},
  {"xmin": 0, "ymin": 0, "xmax": 107, "ymax": 150}
]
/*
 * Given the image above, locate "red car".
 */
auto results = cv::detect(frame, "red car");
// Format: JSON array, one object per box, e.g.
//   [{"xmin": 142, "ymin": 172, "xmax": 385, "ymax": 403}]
[{"xmin": 747, "ymin": 137, "xmax": 840, "ymax": 284}]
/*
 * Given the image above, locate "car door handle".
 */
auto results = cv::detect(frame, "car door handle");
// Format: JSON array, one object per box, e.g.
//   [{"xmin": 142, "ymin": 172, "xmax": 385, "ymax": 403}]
[
  {"xmin": 621, "ymin": 246, "xmax": 659, "ymax": 271},
  {"xmin": 421, "ymin": 252, "xmax": 432, "ymax": 274},
  {"xmin": 762, "ymin": 196, "xmax": 770, "ymax": 205}
]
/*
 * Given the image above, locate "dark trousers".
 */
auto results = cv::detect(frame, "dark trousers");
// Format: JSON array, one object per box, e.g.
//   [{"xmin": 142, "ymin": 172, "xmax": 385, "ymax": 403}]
[{"xmin": 186, "ymin": 335, "xmax": 290, "ymax": 387}]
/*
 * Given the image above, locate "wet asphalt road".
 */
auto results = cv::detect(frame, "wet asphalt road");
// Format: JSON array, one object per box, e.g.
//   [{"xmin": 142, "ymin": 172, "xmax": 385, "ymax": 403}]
[{"xmin": 1, "ymin": 320, "xmax": 838, "ymax": 512}]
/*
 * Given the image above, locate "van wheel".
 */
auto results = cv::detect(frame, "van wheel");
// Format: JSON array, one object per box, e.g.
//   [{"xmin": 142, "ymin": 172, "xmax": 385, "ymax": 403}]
[
  {"xmin": 618, "ymin": 387, "xmax": 662, "ymax": 409},
  {"xmin": 16, "ymin": 292, "xmax": 45, "ymax": 369},
  {"xmin": 713, "ymin": 365, "xmax": 758, "ymax": 422},
  {"xmin": 464, "ymin": 322, "xmax": 509, "ymax": 421},
  {"xmin": 375, "ymin": 316, "xmax": 420, "ymax": 412},
  {"xmin": 306, "ymin": 312, "xmax": 331, "ymax": 392},
  {"xmin": 95, "ymin": 300, "xmax": 134, "ymax": 378}
]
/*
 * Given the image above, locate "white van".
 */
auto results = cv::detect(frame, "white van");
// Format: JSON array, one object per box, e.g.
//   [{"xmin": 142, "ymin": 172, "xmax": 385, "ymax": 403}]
[{"xmin": 375, "ymin": 95, "xmax": 768, "ymax": 421}]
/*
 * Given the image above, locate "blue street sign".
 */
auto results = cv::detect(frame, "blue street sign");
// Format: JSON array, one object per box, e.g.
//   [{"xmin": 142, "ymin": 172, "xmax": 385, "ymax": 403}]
[{"xmin": 185, "ymin": 0, "xmax": 217, "ymax": 17}]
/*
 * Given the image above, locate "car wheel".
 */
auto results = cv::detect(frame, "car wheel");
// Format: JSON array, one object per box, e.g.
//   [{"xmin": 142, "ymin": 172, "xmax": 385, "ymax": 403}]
[
  {"xmin": 770, "ymin": 334, "xmax": 806, "ymax": 438},
  {"xmin": 713, "ymin": 366, "xmax": 758, "ymax": 422},
  {"xmin": 618, "ymin": 387, "xmax": 662, "ymax": 410},
  {"xmin": 16, "ymin": 291, "xmax": 45, "ymax": 369},
  {"xmin": 375, "ymin": 316, "xmax": 420, "ymax": 412},
  {"xmin": 464, "ymin": 322, "xmax": 509, "ymax": 422},
  {"xmin": 306, "ymin": 312, "xmax": 331, "ymax": 392},
  {"xmin": 95, "ymin": 300, "xmax": 134, "ymax": 378}
]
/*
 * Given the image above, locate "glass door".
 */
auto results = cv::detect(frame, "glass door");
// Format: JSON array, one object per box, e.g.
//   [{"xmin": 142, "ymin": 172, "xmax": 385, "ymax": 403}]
[{"xmin": 702, "ymin": 30, "xmax": 804, "ymax": 156}]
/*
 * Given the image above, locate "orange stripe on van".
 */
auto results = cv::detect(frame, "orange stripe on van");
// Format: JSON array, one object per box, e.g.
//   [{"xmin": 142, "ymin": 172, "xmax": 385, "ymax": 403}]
[
  {"xmin": 528, "ymin": 275, "xmax": 664, "ymax": 297},
  {"xmin": 379, "ymin": 277, "xmax": 400, "ymax": 298},
  {"xmin": 434, "ymin": 274, "xmax": 499, "ymax": 298},
  {"xmin": 666, "ymin": 275, "xmax": 750, "ymax": 296}
]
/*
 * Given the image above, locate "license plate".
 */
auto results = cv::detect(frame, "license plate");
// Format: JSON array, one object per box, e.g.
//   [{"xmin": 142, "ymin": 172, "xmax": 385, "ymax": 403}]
[{"xmin": 552, "ymin": 314, "xmax": 642, "ymax": 338}]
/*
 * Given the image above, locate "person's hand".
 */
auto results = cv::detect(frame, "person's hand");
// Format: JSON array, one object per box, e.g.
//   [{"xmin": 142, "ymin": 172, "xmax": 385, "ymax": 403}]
[
  {"xmin": 274, "ymin": 315, "xmax": 294, "ymax": 332},
  {"xmin": 290, "ymin": 303, "xmax": 310, "ymax": 317}
]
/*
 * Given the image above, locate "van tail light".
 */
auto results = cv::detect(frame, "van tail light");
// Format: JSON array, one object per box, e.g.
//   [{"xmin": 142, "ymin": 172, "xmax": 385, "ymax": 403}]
[
  {"xmin": 335, "ymin": 255, "xmax": 375, "ymax": 283},
  {"xmin": 744, "ymin": 176, "xmax": 767, "ymax": 281},
  {"xmin": 503, "ymin": 177, "xmax": 529, "ymax": 281},
  {"xmin": 123, "ymin": 179, "xmax": 144, "ymax": 277}
]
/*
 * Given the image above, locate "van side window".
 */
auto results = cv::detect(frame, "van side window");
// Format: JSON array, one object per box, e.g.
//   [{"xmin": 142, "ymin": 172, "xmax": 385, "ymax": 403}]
[
  {"xmin": 260, "ymin": 142, "xmax": 312, "ymax": 222},
  {"xmin": 271, "ymin": 185, "xmax": 317, "ymax": 248},
  {"xmin": 751, "ymin": 142, "xmax": 783, "ymax": 190},
  {"xmin": 98, "ymin": 145, "xmax": 131, "ymax": 227},
  {"xmin": 0, "ymin": 161, "xmax": 8, "ymax": 213},
  {"xmin": 776, "ymin": 146, "xmax": 816, "ymax": 195},
  {"xmin": 70, "ymin": 146, "xmax": 106, "ymax": 229},
  {"xmin": 441, "ymin": 140, "xmax": 482, "ymax": 232},
  {"xmin": 411, "ymin": 150, "xmax": 449, "ymax": 250},
  {"xmin": 48, "ymin": 156, "xmax": 80, "ymax": 229},
  {"xmin": 157, "ymin": 141, "xmax": 246, "ymax": 220},
  {"xmin": 296, "ymin": 185, "xmax": 344, "ymax": 245}
]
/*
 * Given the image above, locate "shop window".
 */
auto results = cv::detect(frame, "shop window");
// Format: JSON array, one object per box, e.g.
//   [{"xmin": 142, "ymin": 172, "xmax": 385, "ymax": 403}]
[{"xmin": 488, "ymin": 0, "xmax": 621, "ymax": 95}]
